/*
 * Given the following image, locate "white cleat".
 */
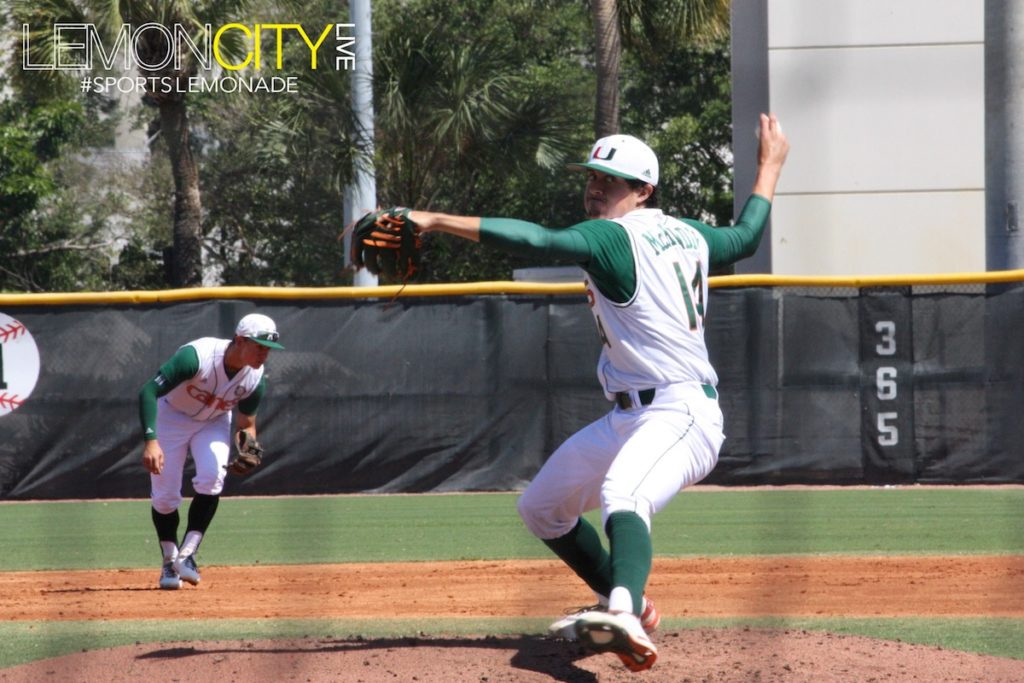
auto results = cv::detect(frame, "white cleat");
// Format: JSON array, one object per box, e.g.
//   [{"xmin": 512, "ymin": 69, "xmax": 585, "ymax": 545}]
[
  {"xmin": 574, "ymin": 610, "xmax": 658, "ymax": 672},
  {"xmin": 173, "ymin": 554, "xmax": 201, "ymax": 586},
  {"xmin": 548, "ymin": 604, "xmax": 604, "ymax": 640},
  {"xmin": 549, "ymin": 595, "xmax": 660, "ymax": 640},
  {"xmin": 159, "ymin": 561, "xmax": 181, "ymax": 590}
]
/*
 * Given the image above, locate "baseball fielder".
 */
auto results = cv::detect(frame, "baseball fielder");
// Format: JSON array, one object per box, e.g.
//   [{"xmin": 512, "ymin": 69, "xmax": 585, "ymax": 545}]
[
  {"xmin": 354, "ymin": 113, "xmax": 788, "ymax": 671},
  {"xmin": 138, "ymin": 313, "xmax": 283, "ymax": 589}
]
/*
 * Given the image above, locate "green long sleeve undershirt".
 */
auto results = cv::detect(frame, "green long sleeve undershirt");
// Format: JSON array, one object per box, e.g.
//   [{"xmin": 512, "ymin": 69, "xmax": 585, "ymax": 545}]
[
  {"xmin": 690, "ymin": 194, "xmax": 772, "ymax": 267},
  {"xmin": 480, "ymin": 194, "xmax": 772, "ymax": 303},
  {"xmin": 138, "ymin": 345, "xmax": 265, "ymax": 440}
]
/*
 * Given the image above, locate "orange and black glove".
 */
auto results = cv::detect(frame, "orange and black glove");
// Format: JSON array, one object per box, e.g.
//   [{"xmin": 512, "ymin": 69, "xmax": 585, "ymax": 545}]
[{"xmin": 350, "ymin": 207, "xmax": 422, "ymax": 281}]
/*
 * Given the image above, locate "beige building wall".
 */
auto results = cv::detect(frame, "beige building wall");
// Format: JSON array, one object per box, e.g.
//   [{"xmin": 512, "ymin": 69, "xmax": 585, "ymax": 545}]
[{"xmin": 766, "ymin": 0, "xmax": 984, "ymax": 275}]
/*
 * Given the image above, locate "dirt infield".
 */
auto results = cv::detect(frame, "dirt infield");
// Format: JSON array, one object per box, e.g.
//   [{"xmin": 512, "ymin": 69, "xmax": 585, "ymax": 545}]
[{"xmin": 2, "ymin": 555, "xmax": 1023, "ymax": 681}]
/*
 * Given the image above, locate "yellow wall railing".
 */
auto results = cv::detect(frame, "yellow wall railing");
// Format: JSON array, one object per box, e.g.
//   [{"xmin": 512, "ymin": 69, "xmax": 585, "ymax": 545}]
[{"xmin": 2, "ymin": 269, "xmax": 1024, "ymax": 306}]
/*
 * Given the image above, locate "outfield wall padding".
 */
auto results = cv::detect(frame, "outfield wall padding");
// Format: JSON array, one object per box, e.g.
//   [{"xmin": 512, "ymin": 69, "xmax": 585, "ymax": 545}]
[{"xmin": 1, "ymin": 285, "xmax": 1021, "ymax": 499}]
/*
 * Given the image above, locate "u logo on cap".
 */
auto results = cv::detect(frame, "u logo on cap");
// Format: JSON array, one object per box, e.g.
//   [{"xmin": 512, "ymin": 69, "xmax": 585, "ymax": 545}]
[{"xmin": 592, "ymin": 146, "xmax": 617, "ymax": 161}]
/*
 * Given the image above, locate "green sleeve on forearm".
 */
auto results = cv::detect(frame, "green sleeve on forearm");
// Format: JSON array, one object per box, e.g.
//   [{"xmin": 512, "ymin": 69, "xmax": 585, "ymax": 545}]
[
  {"xmin": 237, "ymin": 376, "xmax": 266, "ymax": 416},
  {"xmin": 686, "ymin": 194, "xmax": 772, "ymax": 268},
  {"xmin": 138, "ymin": 345, "xmax": 200, "ymax": 440},
  {"xmin": 479, "ymin": 217, "xmax": 592, "ymax": 262},
  {"xmin": 139, "ymin": 381, "xmax": 160, "ymax": 440}
]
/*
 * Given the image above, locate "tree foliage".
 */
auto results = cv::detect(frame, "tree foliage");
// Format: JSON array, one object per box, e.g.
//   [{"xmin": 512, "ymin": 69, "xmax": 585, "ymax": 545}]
[
  {"xmin": 198, "ymin": 81, "xmax": 360, "ymax": 286},
  {"xmin": 622, "ymin": 41, "xmax": 733, "ymax": 226},
  {"xmin": 368, "ymin": 0, "xmax": 593, "ymax": 282},
  {"xmin": 13, "ymin": 0, "xmax": 257, "ymax": 288},
  {"xmin": 1, "ymin": 0, "xmax": 735, "ymax": 290},
  {"xmin": 0, "ymin": 48, "xmax": 136, "ymax": 292}
]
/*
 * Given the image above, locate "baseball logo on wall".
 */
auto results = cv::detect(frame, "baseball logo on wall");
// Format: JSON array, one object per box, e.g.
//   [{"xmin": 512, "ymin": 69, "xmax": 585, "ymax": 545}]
[{"xmin": 0, "ymin": 313, "xmax": 41, "ymax": 417}]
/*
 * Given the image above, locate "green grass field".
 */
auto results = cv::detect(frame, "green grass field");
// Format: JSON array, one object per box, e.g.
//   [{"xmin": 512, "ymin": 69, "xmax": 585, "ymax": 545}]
[{"xmin": 1, "ymin": 487, "xmax": 1022, "ymax": 667}]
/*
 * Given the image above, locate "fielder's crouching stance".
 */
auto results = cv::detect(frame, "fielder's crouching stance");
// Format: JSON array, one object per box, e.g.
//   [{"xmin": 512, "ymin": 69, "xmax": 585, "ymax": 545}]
[
  {"xmin": 352, "ymin": 114, "xmax": 788, "ymax": 671},
  {"xmin": 138, "ymin": 313, "xmax": 283, "ymax": 590}
]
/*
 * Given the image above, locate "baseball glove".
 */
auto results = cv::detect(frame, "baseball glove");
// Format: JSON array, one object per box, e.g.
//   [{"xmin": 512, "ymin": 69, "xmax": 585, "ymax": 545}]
[
  {"xmin": 227, "ymin": 430, "xmax": 263, "ymax": 475},
  {"xmin": 350, "ymin": 207, "xmax": 422, "ymax": 280}
]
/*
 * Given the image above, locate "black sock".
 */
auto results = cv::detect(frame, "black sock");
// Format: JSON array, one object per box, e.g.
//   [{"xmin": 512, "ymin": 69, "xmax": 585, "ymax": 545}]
[
  {"xmin": 151, "ymin": 507, "xmax": 179, "ymax": 544},
  {"xmin": 186, "ymin": 494, "xmax": 220, "ymax": 534}
]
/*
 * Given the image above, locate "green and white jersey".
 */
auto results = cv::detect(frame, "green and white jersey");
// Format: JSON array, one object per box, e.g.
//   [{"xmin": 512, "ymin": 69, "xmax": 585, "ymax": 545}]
[
  {"xmin": 478, "ymin": 194, "xmax": 771, "ymax": 397},
  {"xmin": 161, "ymin": 337, "xmax": 264, "ymax": 421},
  {"xmin": 584, "ymin": 209, "xmax": 715, "ymax": 394}
]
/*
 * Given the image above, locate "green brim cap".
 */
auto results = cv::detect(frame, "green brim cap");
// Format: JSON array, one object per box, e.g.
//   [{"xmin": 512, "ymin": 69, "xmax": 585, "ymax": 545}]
[{"xmin": 249, "ymin": 337, "xmax": 285, "ymax": 350}]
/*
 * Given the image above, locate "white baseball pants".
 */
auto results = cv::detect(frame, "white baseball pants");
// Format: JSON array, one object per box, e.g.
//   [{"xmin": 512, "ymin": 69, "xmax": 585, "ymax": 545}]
[
  {"xmin": 150, "ymin": 397, "xmax": 232, "ymax": 514},
  {"xmin": 518, "ymin": 382, "xmax": 725, "ymax": 539}
]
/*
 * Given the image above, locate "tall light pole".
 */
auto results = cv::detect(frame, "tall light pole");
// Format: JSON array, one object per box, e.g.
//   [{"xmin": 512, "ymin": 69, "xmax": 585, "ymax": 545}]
[{"xmin": 344, "ymin": 0, "xmax": 378, "ymax": 286}]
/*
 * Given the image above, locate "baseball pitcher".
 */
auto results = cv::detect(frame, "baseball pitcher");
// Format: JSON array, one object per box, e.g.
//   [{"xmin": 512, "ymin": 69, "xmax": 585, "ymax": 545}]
[{"xmin": 352, "ymin": 114, "xmax": 789, "ymax": 671}]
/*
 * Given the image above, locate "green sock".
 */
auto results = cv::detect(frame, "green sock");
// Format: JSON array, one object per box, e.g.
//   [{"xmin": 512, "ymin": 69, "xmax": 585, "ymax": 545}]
[
  {"xmin": 605, "ymin": 510, "xmax": 653, "ymax": 615},
  {"xmin": 542, "ymin": 517, "xmax": 612, "ymax": 599}
]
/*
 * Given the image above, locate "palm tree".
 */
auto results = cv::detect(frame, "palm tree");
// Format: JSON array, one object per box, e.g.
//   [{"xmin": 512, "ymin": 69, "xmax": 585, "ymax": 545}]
[
  {"xmin": 15, "ymin": 0, "xmax": 251, "ymax": 287},
  {"xmin": 589, "ymin": 0, "xmax": 729, "ymax": 138},
  {"xmin": 374, "ymin": 33, "xmax": 576, "ymax": 211},
  {"xmin": 368, "ymin": 17, "xmax": 582, "ymax": 282},
  {"xmin": 590, "ymin": 0, "xmax": 622, "ymax": 138}
]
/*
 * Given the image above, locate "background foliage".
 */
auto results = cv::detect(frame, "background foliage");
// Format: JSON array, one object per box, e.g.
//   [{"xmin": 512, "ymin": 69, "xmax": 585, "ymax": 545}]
[{"xmin": 1, "ymin": 0, "xmax": 734, "ymax": 290}]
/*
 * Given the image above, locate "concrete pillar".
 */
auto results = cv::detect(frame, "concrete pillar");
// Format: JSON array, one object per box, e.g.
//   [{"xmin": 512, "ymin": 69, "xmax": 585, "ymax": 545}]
[
  {"xmin": 730, "ymin": 0, "xmax": 772, "ymax": 274},
  {"xmin": 986, "ymin": 0, "xmax": 1024, "ymax": 270}
]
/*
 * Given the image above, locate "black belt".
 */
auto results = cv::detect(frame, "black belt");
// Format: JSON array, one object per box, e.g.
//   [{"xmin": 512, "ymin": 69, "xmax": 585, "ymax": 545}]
[
  {"xmin": 615, "ymin": 388, "xmax": 656, "ymax": 410},
  {"xmin": 614, "ymin": 384, "xmax": 718, "ymax": 410}
]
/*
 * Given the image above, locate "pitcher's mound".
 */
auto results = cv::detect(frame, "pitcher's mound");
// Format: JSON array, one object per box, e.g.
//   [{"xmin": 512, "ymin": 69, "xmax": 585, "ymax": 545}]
[{"xmin": 3, "ymin": 628, "xmax": 1022, "ymax": 682}]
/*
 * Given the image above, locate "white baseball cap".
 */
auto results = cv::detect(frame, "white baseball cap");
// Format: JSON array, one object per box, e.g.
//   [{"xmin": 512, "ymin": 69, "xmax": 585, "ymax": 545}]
[
  {"xmin": 235, "ymin": 313, "xmax": 284, "ymax": 349},
  {"xmin": 567, "ymin": 134, "xmax": 659, "ymax": 187}
]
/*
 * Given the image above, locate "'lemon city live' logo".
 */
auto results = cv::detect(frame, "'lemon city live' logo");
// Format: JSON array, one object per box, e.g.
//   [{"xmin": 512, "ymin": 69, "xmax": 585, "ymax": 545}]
[{"xmin": 22, "ymin": 22, "xmax": 356, "ymax": 72}]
